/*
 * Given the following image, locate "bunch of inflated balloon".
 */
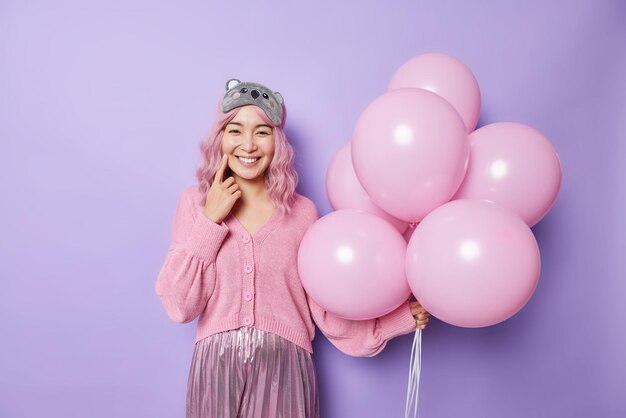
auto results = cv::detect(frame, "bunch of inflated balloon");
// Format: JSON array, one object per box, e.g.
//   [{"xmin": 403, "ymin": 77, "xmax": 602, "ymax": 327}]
[{"xmin": 297, "ymin": 52, "xmax": 561, "ymax": 417}]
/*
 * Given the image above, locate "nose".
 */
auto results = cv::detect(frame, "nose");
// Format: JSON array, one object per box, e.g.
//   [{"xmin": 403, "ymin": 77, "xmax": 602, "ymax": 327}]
[
  {"xmin": 240, "ymin": 132, "xmax": 257, "ymax": 152},
  {"xmin": 251, "ymin": 90, "xmax": 260, "ymax": 99}
]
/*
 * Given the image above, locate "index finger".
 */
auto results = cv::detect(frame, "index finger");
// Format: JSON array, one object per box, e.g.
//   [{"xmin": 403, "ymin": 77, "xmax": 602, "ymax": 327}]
[{"xmin": 214, "ymin": 154, "xmax": 228, "ymax": 183}]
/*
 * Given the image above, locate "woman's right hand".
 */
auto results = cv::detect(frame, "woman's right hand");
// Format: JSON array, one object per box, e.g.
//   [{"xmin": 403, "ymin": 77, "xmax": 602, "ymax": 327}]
[{"xmin": 203, "ymin": 154, "xmax": 242, "ymax": 223}]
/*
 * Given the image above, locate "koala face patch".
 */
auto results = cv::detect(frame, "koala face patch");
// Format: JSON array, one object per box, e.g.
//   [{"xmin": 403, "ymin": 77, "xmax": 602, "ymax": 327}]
[{"xmin": 221, "ymin": 79, "xmax": 284, "ymax": 126}]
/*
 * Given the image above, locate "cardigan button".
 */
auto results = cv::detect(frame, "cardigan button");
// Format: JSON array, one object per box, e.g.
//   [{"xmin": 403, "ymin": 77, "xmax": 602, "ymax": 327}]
[
  {"xmin": 242, "ymin": 235, "xmax": 250, "ymax": 243},
  {"xmin": 245, "ymin": 265, "xmax": 253, "ymax": 273},
  {"xmin": 243, "ymin": 316, "xmax": 252, "ymax": 326},
  {"xmin": 244, "ymin": 292, "xmax": 253, "ymax": 301}
]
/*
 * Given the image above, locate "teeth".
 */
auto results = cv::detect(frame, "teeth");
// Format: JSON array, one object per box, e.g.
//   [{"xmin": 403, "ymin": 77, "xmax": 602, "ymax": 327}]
[{"xmin": 238, "ymin": 157, "xmax": 259, "ymax": 163}]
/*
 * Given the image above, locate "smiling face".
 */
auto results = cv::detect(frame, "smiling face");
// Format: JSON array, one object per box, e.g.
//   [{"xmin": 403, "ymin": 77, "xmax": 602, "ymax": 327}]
[{"xmin": 221, "ymin": 105, "xmax": 276, "ymax": 183}]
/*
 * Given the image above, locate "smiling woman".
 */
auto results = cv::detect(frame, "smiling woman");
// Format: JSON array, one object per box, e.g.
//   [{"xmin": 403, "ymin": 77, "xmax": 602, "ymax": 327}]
[{"xmin": 154, "ymin": 79, "xmax": 423, "ymax": 418}]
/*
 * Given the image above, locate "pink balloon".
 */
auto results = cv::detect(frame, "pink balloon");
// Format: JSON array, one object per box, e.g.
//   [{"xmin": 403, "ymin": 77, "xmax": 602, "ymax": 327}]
[
  {"xmin": 388, "ymin": 52, "xmax": 481, "ymax": 132},
  {"xmin": 298, "ymin": 209, "xmax": 411, "ymax": 320},
  {"xmin": 352, "ymin": 88, "xmax": 469, "ymax": 223},
  {"xmin": 452, "ymin": 122, "xmax": 562, "ymax": 227},
  {"xmin": 403, "ymin": 224, "xmax": 417, "ymax": 243},
  {"xmin": 406, "ymin": 200, "xmax": 541, "ymax": 328},
  {"xmin": 326, "ymin": 142, "xmax": 408, "ymax": 233}
]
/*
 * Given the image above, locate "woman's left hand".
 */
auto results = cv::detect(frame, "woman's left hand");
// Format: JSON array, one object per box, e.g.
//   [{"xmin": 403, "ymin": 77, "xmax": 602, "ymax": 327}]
[{"xmin": 409, "ymin": 301, "xmax": 430, "ymax": 330}]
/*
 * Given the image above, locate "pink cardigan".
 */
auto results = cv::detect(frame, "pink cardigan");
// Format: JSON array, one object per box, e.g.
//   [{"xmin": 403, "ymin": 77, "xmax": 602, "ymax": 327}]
[{"xmin": 155, "ymin": 185, "xmax": 417, "ymax": 356}]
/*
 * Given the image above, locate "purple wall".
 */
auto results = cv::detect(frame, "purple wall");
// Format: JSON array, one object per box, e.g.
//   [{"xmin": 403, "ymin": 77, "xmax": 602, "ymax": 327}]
[{"xmin": 1, "ymin": 1, "xmax": 624, "ymax": 417}]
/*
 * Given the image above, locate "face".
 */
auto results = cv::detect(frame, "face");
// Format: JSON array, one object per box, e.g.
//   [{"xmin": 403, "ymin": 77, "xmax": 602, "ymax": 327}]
[{"xmin": 221, "ymin": 105, "xmax": 276, "ymax": 182}]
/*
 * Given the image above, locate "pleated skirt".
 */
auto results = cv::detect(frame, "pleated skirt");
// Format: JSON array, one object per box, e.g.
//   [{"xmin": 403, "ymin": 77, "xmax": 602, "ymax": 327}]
[{"xmin": 186, "ymin": 326, "xmax": 319, "ymax": 418}]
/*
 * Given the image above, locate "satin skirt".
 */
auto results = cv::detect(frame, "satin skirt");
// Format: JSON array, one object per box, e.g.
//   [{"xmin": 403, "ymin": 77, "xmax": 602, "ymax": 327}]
[{"xmin": 186, "ymin": 326, "xmax": 319, "ymax": 418}]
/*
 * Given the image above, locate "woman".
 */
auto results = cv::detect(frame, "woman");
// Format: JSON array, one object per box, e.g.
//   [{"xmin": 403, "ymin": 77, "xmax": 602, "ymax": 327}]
[{"xmin": 155, "ymin": 79, "xmax": 430, "ymax": 418}]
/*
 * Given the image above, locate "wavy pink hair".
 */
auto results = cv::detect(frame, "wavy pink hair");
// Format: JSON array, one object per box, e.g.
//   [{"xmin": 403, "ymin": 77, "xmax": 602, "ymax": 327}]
[{"xmin": 195, "ymin": 98, "xmax": 298, "ymax": 217}]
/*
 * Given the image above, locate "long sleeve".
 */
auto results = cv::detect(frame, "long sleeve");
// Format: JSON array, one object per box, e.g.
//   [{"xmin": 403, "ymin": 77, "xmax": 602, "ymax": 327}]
[
  {"xmin": 155, "ymin": 187, "xmax": 230, "ymax": 323},
  {"xmin": 307, "ymin": 294, "xmax": 417, "ymax": 357}
]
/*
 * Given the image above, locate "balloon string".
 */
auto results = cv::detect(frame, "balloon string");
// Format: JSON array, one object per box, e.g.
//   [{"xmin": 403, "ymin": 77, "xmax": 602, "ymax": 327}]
[{"xmin": 405, "ymin": 328, "xmax": 422, "ymax": 418}]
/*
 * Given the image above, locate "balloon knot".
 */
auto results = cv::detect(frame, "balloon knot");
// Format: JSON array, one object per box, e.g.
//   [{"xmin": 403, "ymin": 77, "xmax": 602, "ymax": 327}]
[{"xmin": 408, "ymin": 222, "xmax": 417, "ymax": 229}]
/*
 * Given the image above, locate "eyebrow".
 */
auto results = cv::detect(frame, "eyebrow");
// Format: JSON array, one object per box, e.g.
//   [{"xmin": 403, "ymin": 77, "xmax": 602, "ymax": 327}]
[{"xmin": 226, "ymin": 122, "xmax": 272, "ymax": 129}]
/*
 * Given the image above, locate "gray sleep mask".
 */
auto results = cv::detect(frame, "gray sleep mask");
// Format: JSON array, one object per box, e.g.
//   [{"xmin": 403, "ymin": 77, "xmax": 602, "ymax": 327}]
[{"xmin": 221, "ymin": 79, "xmax": 284, "ymax": 126}]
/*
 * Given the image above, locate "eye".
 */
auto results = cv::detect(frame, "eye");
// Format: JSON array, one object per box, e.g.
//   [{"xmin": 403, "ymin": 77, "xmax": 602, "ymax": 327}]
[
  {"xmin": 257, "ymin": 131, "xmax": 270, "ymax": 136},
  {"xmin": 262, "ymin": 93, "xmax": 269, "ymax": 99},
  {"xmin": 240, "ymin": 88, "xmax": 248, "ymax": 93},
  {"xmin": 228, "ymin": 129, "xmax": 241, "ymax": 134}
]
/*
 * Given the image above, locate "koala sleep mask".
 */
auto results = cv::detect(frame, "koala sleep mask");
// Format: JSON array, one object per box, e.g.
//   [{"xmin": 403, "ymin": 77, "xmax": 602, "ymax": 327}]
[{"xmin": 221, "ymin": 79, "xmax": 285, "ymax": 126}]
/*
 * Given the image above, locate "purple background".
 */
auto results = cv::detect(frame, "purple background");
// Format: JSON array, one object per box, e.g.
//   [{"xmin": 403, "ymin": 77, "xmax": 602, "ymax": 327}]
[{"xmin": 1, "ymin": 1, "xmax": 624, "ymax": 417}]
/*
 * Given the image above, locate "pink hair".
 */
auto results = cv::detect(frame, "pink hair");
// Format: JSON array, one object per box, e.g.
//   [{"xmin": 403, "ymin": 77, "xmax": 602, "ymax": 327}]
[{"xmin": 195, "ymin": 99, "xmax": 298, "ymax": 217}]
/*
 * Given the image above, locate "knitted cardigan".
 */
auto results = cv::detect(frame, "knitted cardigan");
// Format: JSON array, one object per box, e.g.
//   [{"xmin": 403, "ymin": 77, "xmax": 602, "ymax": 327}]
[{"xmin": 155, "ymin": 185, "xmax": 417, "ymax": 356}]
